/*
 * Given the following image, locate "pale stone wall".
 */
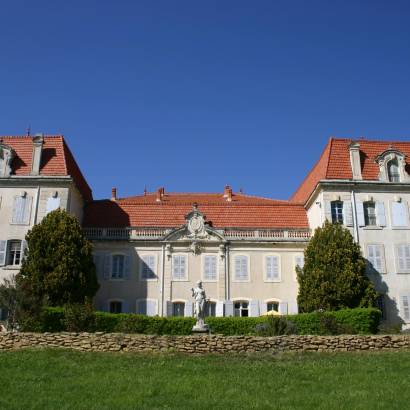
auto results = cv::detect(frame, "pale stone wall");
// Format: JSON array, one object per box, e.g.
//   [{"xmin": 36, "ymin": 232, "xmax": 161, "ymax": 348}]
[{"xmin": 0, "ymin": 332, "xmax": 409, "ymax": 353}]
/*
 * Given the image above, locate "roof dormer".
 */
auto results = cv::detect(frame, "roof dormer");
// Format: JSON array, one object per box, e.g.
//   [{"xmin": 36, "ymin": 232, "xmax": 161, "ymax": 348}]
[
  {"xmin": 375, "ymin": 148, "xmax": 410, "ymax": 183},
  {"xmin": 0, "ymin": 141, "xmax": 14, "ymax": 177}
]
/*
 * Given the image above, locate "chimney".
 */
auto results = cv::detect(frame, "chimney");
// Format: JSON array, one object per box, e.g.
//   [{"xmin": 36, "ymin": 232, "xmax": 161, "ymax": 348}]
[
  {"xmin": 111, "ymin": 187, "xmax": 117, "ymax": 201},
  {"xmin": 349, "ymin": 141, "xmax": 362, "ymax": 180},
  {"xmin": 156, "ymin": 187, "xmax": 162, "ymax": 202},
  {"xmin": 223, "ymin": 185, "xmax": 233, "ymax": 202},
  {"xmin": 30, "ymin": 133, "xmax": 44, "ymax": 176}
]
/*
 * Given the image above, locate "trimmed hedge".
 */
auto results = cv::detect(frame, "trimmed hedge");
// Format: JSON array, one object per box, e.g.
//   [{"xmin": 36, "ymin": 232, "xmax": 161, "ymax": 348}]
[{"xmin": 38, "ymin": 307, "xmax": 381, "ymax": 335}]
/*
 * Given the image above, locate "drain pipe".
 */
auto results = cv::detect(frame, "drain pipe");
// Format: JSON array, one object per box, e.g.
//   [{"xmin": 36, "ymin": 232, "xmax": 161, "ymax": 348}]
[
  {"xmin": 351, "ymin": 190, "xmax": 359, "ymax": 243},
  {"xmin": 160, "ymin": 244, "xmax": 165, "ymax": 317}
]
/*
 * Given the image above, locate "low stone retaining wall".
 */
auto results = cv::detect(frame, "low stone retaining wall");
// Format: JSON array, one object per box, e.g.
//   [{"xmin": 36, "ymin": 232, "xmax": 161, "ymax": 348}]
[{"xmin": 1, "ymin": 333, "xmax": 410, "ymax": 353}]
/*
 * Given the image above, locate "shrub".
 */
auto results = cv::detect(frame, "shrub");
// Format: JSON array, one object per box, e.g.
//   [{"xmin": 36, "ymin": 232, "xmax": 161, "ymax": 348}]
[
  {"xmin": 255, "ymin": 316, "xmax": 298, "ymax": 336},
  {"xmin": 63, "ymin": 303, "xmax": 96, "ymax": 332}
]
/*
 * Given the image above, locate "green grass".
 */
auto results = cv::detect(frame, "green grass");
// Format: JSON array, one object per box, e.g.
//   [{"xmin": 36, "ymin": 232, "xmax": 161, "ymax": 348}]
[{"xmin": 0, "ymin": 349, "xmax": 409, "ymax": 409}]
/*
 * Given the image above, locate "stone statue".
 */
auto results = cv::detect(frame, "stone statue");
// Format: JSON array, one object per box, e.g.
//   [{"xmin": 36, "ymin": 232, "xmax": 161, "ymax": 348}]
[{"xmin": 191, "ymin": 280, "xmax": 209, "ymax": 332}]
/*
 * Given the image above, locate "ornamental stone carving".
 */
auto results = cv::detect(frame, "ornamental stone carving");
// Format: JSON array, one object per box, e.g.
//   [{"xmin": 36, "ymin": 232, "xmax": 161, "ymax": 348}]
[
  {"xmin": 375, "ymin": 148, "xmax": 410, "ymax": 182},
  {"xmin": 185, "ymin": 203, "xmax": 208, "ymax": 239},
  {"xmin": 0, "ymin": 143, "xmax": 14, "ymax": 177}
]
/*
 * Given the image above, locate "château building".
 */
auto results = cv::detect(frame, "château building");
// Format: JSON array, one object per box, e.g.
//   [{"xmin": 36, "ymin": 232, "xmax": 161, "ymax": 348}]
[{"xmin": 1, "ymin": 134, "xmax": 410, "ymax": 327}]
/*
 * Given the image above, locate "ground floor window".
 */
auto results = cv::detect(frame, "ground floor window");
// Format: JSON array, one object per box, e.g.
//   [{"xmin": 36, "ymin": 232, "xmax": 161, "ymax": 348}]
[
  {"xmin": 234, "ymin": 301, "xmax": 249, "ymax": 317},
  {"xmin": 205, "ymin": 302, "xmax": 216, "ymax": 317},
  {"xmin": 267, "ymin": 302, "xmax": 279, "ymax": 313},
  {"xmin": 0, "ymin": 308, "xmax": 8, "ymax": 321},
  {"xmin": 7, "ymin": 240, "xmax": 22, "ymax": 266},
  {"xmin": 109, "ymin": 301, "xmax": 122, "ymax": 314},
  {"xmin": 173, "ymin": 302, "xmax": 185, "ymax": 317}
]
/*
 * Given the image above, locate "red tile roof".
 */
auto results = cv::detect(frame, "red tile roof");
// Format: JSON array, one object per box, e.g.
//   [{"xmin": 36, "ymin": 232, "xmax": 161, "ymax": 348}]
[
  {"xmin": 0, "ymin": 135, "xmax": 92, "ymax": 201},
  {"xmin": 291, "ymin": 137, "xmax": 410, "ymax": 204},
  {"xmin": 83, "ymin": 192, "xmax": 309, "ymax": 229}
]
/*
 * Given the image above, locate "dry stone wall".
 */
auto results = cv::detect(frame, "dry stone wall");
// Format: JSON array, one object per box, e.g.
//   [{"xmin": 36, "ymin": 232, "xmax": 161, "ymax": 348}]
[{"xmin": 1, "ymin": 333, "xmax": 410, "ymax": 353}]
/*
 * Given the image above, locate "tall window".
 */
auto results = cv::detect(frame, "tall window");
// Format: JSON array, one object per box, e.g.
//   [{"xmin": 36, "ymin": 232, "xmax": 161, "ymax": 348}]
[
  {"xmin": 234, "ymin": 301, "xmax": 249, "ymax": 317},
  {"xmin": 387, "ymin": 159, "xmax": 400, "ymax": 182},
  {"xmin": 396, "ymin": 244, "xmax": 410, "ymax": 273},
  {"xmin": 265, "ymin": 255, "xmax": 280, "ymax": 281},
  {"xmin": 205, "ymin": 302, "xmax": 216, "ymax": 317},
  {"xmin": 141, "ymin": 255, "xmax": 156, "ymax": 280},
  {"xmin": 203, "ymin": 255, "xmax": 217, "ymax": 281},
  {"xmin": 109, "ymin": 301, "xmax": 122, "ymax": 314},
  {"xmin": 111, "ymin": 255, "xmax": 125, "ymax": 279},
  {"xmin": 172, "ymin": 255, "xmax": 187, "ymax": 280},
  {"xmin": 364, "ymin": 202, "xmax": 377, "ymax": 226},
  {"xmin": 267, "ymin": 302, "xmax": 279, "ymax": 313},
  {"xmin": 7, "ymin": 240, "xmax": 22, "ymax": 266},
  {"xmin": 173, "ymin": 302, "xmax": 185, "ymax": 317},
  {"xmin": 234, "ymin": 255, "xmax": 248, "ymax": 281},
  {"xmin": 367, "ymin": 244, "xmax": 385, "ymax": 273},
  {"xmin": 331, "ymin": 201, "xmax": 343, "ymax": 224}
]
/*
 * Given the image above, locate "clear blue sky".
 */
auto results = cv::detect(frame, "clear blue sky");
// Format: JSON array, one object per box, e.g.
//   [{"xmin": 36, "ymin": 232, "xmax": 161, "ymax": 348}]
[{"xmin": 1, "ymin": 0, "xmax": 409, "ymax": 200}]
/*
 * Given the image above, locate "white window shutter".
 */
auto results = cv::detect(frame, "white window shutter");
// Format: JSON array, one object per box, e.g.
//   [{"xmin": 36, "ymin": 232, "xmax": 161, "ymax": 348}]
[
  {"xmin": 279, "ymin": 302, "xmax": 288, "ymax": 315},
  {"xmin": 103, "ymin": 254, "xmax": 111, "ymax": 280},
  {"xmin": 46, "ymin": 197, "xmax": 60, "ymax": 214},
  {"xmin": 184, "ymin": 302, "xmax": 193, "ymax": 317},
  {"xmin": 343, "ymin": 201, "xmax": 353, "ymax": 226},
  {"xmin": 375, "ymin": 202, "xmax": 386, "ymax": 227},
  {"xmin": 400, "ymin": 295, "xmax": 410, "ymax": 321},
  {"xmin": 324, "ymin": 201, "xmax": 332, "ymax": 221},
  {"xmin": 392, "ymin": 202, "xmax": 407, "ymax": 227},
  {"xmin": 259, "ymin": 301, "xmax": 267, "ymax": 315},
  {"xmin": 12, "ymin": 197, "xmax": 23, "ymax": 224},
  {"xmin": 224, "ymin": 300, "xmax": 234, "ymax": 317},
  {"xmin": 124, "ymin": 255, "xmax": 131, "ymax": 279},
  {"xmin": 122, "ymin": 301, "xmax": 129, "ymax": 313},
  {"xmin": 215, "ymin": 301, "xmax": 224, "ymax": 317},
  {"xmin": 20, "ymin": 240, "xmax": 28, "ymax": 262},
  {"xmin": 356, "ymin": 201, "xmax": 365, "ymax": 227},
  {"xmin": 0, "ymin": 240, "xmax": 7, "ymax": 266},
  {"xmin": 272, "ymin": 256, "xmax": 279, "ymax": 280},
  {"xmin": 288, "ymin": 302, "xmax": 298, "ymax": 315},
  {"xmin": 137, "ymin": 300, "xmax": 146, "ymax": 315},
  {"xmin": 166, "ymin": 301, "xmax": 173, "ymax": 317},
  {"xmin": 146, "ymin": 300, "xmax": 158, "ymax": 316},
  {"xmin": 249, "ymin": 300, "xmax": 260, "ymax": 317}
]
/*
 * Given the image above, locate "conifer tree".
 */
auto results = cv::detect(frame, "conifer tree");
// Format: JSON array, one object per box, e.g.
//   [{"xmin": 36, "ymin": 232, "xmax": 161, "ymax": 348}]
[
  {"xmin": 297, "ymin": 221, "xmax": 378, "ymax": 312},
  {"xmin": 17, "ymin": 209, "xmax": 99, "ymax": 307}
]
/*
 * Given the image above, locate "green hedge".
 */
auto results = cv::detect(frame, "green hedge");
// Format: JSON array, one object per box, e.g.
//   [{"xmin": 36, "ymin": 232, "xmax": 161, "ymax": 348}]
[{"xmin": 38, "ymin": 307, "xmax": 381, "ymax": 335}]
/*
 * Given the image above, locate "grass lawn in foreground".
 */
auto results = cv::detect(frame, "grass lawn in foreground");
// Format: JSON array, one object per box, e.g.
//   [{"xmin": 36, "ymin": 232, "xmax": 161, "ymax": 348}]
[{"xmin": 0, "ymin": 349, "xmax": 409, "ymax": 409}]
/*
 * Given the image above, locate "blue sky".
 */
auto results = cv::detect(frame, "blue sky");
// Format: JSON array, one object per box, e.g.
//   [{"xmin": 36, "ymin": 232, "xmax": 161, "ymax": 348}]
[{"xmin": 1, "ymin": 0, "xmax": 409, "ymax": 200}]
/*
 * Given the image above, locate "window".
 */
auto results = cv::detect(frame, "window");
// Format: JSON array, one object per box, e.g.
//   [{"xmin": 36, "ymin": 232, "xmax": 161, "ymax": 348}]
[
  {"xmin": 140, "ymin": 255, "xmax": 156, "ymax": 280},
  {"xmin": 46, "ymin": 197, "xmax": 60, "ymax": 215},
  {"xmin": 111, "ymin": 255, "xmax": 125, "ymax": 279},
  {"xmin": 388, "ymin": 159, "xmax": 400, "ymax": 182},
  {"xmin": 173, "ymin": 302, "xmax": 185, "ymax": 317},
  {"xmin": 396, "ymin": 245, "xmax": 410, "ymax": 273},
  {"xmin": 363, "ymin": 202, "xmax": 377, "ymax": 226},
  {"xmin": 12, "ymin": 195, "xmax": 32, "ymax": 225},
  {"xmin": 267, "ymin": 302, "xmax": 279, "ymax": 313},
  {"xmin": 205, "ymin": 301, "xmax": 216, "ymax": 317},
  {"xmin": 234, "ymin": 255, "xmax": 248, "ymax": 281},
  {"xmin": 109, "ymin": 301, "xmax": 122, "ymax": 314},
  {"xmin": 401, "ymin": 296, "xmax": 410, "ymax": 321},
  {"xmin": 331, "ymin": 201, "xmax": 343, "ymax": 224},
  {"xmin": 265, "ymin": 255, "xmax": 280, "ymax": 281},
  {"xmin": 7, "ymin": 240, "xmax": 22, "ymax": 266},
  {"xmin": 172, "ymin": 255, "xmax": 187, "ymax": 280},
  {"xmin": 367, "ymin": 244, "xmax": 385, "ymax": 273},
  {"xmin": 137, "ymin": 299, "xmax": 158, "ymax": 316},
  {"xmin": 391, "ymin": 201, "xmax": 408, "ymax": 227},
  {"xmin": 203, "ymin": 255, "xmax": 217, "ymax": 281},
  {"xmin": 234, "ymin": 301, "xmax": 249, "ymax": 317}
]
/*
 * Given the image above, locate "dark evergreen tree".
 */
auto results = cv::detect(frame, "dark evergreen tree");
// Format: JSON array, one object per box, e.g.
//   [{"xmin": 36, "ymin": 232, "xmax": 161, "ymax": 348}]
[
  {"xmin": 17, "ymin": 209, "xmax": 99, "ymax": 307},
  {"xmin": 297, "ymin": 221, "xmax": 378, "ymax": 312}
]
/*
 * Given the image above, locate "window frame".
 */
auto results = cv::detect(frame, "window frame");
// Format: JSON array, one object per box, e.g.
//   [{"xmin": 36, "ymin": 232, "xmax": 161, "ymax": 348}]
[
  {"xmin": 390, "ymin": 200, "xmax": 409, "ymax": 228},
  {"xmin": 266, "ymin": 300, "xmax": 280, "ymax": 313},
  {"xmin": 139, "ymin": 253, "xmax": 158, "ymax": 281},
  {"xmin": 202, "ymin": 254, "xmax": 218, "ymax": 282},
  {"xmin": 264, "ymin": 254, "xmax": 281, "ymax": 282},
  {"xmin": 363, "ymin": 201, "xmax": 377, "ymax": 227},
  {"xmin": 172, "ymin": 301, "xmax": 186, "ymax": 317},
  {"xmin": 387, "ymin": 159, "xmax": 401, "ymax": 182},
  {"xmin": 233, "ymin": 299, "xmax": 250, "ymax": 317},
  {"xmin": 172, "ymin": 253, "xmax": 188, "ymax": 281},
  {"xmin": 395, "ymin": 244, "xmax": 410, "ymax": 273},
  {"xmin": 366, "ymin": 243, "xmax": 386, "ymax": 274},
  {"xmin": 111, "ymin": 253, "xmax": 126, "ymax": 280},
  {"xmin": 232, "ymin": 254, "xmax": 250, "ymax": 282},
  {"xmin": 331, "ymin": 200, "xmax": 344, "ymax": 224},
  {"xmin": 108, "ymin": 299, "xmax": 123, "ymax": 314},
  {"xmin": 6, "ymin": 240, "xmax": 23, "ymax": 267},
  {"xmin": 11, "ymin": 195, "xmax": 32, "ymax": 225}
]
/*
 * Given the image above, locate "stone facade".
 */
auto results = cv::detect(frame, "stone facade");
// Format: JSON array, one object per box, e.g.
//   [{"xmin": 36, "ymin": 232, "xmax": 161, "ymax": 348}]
[{"xmin": 1, "ymin": 332, "xmax": 410, "ymax": 353}]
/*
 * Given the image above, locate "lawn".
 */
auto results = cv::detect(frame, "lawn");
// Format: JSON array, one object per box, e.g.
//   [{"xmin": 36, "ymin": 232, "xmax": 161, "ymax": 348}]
[{"xmin": 0, "ymin": 349, "xmax": 409, "ymax": 409}]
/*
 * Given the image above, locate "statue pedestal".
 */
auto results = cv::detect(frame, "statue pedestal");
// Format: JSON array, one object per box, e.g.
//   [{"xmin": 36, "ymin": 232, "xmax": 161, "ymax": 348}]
[{"xmin": 192, "ymin": 319, "xmax": 209, "ymax": 334}]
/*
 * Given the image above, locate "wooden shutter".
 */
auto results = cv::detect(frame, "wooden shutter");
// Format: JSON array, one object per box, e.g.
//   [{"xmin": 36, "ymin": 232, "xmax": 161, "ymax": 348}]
[
  {"xmin": 147, "ymin": 300, "xmax": 158, "ymax": 316},
  {"xmin": 266, "ymin": 256, "xmax": 279, "ymax": 280},
  {"xmin": 235, "ymin": 256, "xmax": 248, "ymax": 280},
  {"xmin": 324, "ymin": 201, "xmax": 332, "ymax": 221},
  {"xmin": 401, "ymin": 295, "xmax": 410, "ymax": 321},
  {"xmin": 215, "ymin": 301, "xmax": 224, "ymax": 317},
  {"xmin": 166, "ymin": 301, "xmax": 173, "ymax": 317},
  {"xmin": 103, "ymin": 254, "xmax": 111, "ymax": 280},
  {"xmin": 259, "ymin": 301, "xmax": 267, "ymax": 315},
  {"xmin": 392, "ymin": 202, "xmax": 407, "ymax": 227},
  {"xmin": 122, "ymin": 301, "xmax": 129, "ymax": 314},
  {"xmin": 288, "ymin": 302, "xmax": 298, "ymax": 315},
  {"xmin": 20, "ymin": 240, "xmax": 28, "ymax": 262},
  {"xmin": 356, "ymin": 201, "xmax": 365, "ymax": 226},
  {"xmin": 396, "ymin": 245, "xmax": 410, "ymax": 272},
  {"xmin": 204, "ymin": 255, "xmax": 216, "ymax": 280},
  {"xmin": 249, "ymin": 300, "xmax": 260, "ymax": 317},
  {"xmin": 224, "ymin": 300, "xmax": 234, "ymax": 317},
  {"xmin": 124, "ymin": 255, "xmax": 131, "ymax": 279},
  {"xmin": 343, "ymin": 201, "xmax": 353, "ymax": 226},
  {"xmin": 137, "ymin": 300, "xmax": 146, "ymax": 315},
  {"xmin": 279, "ymin": 302, "xmax": 288, "ymax": 315},
  {"xmin": 184, "ymin": 302, "xmax": 193, "ymax": 317},
  {"xmin": 0, "ymin": 240, "xmax": 7, "ymax": 266},
  {"xmin": 295, "ymin": 255, "xmax": 304, "ymax": 269},
  {"xmin": 46, "ymin": 197, "xmax": 60, "ymax": 214},
  {"xmin": 375, "ymin": 202, "xmax": 386, "ymax": 227},
  {"xmin": 12, "ymin": 197, "xmax": 24, "ymax": 224}
]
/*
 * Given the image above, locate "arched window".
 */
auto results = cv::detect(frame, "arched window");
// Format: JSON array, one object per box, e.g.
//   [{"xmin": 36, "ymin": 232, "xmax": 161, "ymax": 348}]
[
  {"xmin": 234, "ymin": 301, "xmax": 249, "ymax": 317},
  {"xmin": 205, "ymin": 301, "xmax": 216, "ymax": 317},
  {"xmin": 109, "ymin": 301, "xmax": 122, "ymax": 314},
  {"xmin": 267, "ymin": 301, "xmax": 279, "ymax": 313},
  {"xmin": 387, "ymin": 159, "xmax": 400, "ymax": 182},
  {"xmin": 173, "ymin": 302, "xmax": 185, "ymax": 317}
]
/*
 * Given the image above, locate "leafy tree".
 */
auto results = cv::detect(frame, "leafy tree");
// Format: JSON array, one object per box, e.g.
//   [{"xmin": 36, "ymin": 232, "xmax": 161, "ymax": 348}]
[
  {"xmin": 17, "ymin": 209, "xmax": 99, "ymax": 307},
  {"xmin": 297, "ymin": 221, "xmax": 378, "ymax": 312}
]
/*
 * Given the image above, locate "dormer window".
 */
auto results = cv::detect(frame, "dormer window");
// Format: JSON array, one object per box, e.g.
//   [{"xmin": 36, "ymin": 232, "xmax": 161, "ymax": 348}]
[
  {"xmin": 387, "ymin": 159, "xmax": 400, "ymax": 182},
  {"xmin": 375, "ymin": 148, "xmax": 409, "ymax": 183},
  {"xmin": 0, "ymin": 143, "xmax": 14, "ymax": 177}
]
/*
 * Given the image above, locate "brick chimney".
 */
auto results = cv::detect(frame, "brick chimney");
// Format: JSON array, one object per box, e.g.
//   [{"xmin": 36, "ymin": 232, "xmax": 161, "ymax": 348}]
[
  {"xmin": 111, "ymin": 187, "xmax": 117, "ymax": 201},
  {"xmin": 30, "ymin": 133, "xmax": 44, "ymax": 176},
  {"xmin": 156, "ymin": 187, "xmax": 165, "ymax": 202},
  {"xmin": 223, "ymin": 185, "xmax": 232, "ymax": 202},
  {"xmin": 349, "ymin": 141, "xmax": 362, "ymax": 180}
]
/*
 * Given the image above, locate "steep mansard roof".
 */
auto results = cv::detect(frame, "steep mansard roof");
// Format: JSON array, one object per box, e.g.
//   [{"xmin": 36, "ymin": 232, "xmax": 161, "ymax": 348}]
[
  {"xmin": 83, "ymin": 192, "xmax": 309, "ymax": 229},
  {"xmin": 0, "ymin": 135, "xmax": 92, "ymax": 201},
  {"xmin": 291, "ymin": 137, "xmax": 410, "ymax": 204}
]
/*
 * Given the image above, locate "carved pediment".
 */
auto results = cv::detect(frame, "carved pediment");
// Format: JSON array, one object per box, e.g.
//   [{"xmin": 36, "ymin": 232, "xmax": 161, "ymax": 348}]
[
  {"xmin": 375, "ymin": 148, "xmax": 410, "ymax": 182},
  {"xmin": 0, "ymin": 142, "xmax": 14, "ymax": 177}
]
